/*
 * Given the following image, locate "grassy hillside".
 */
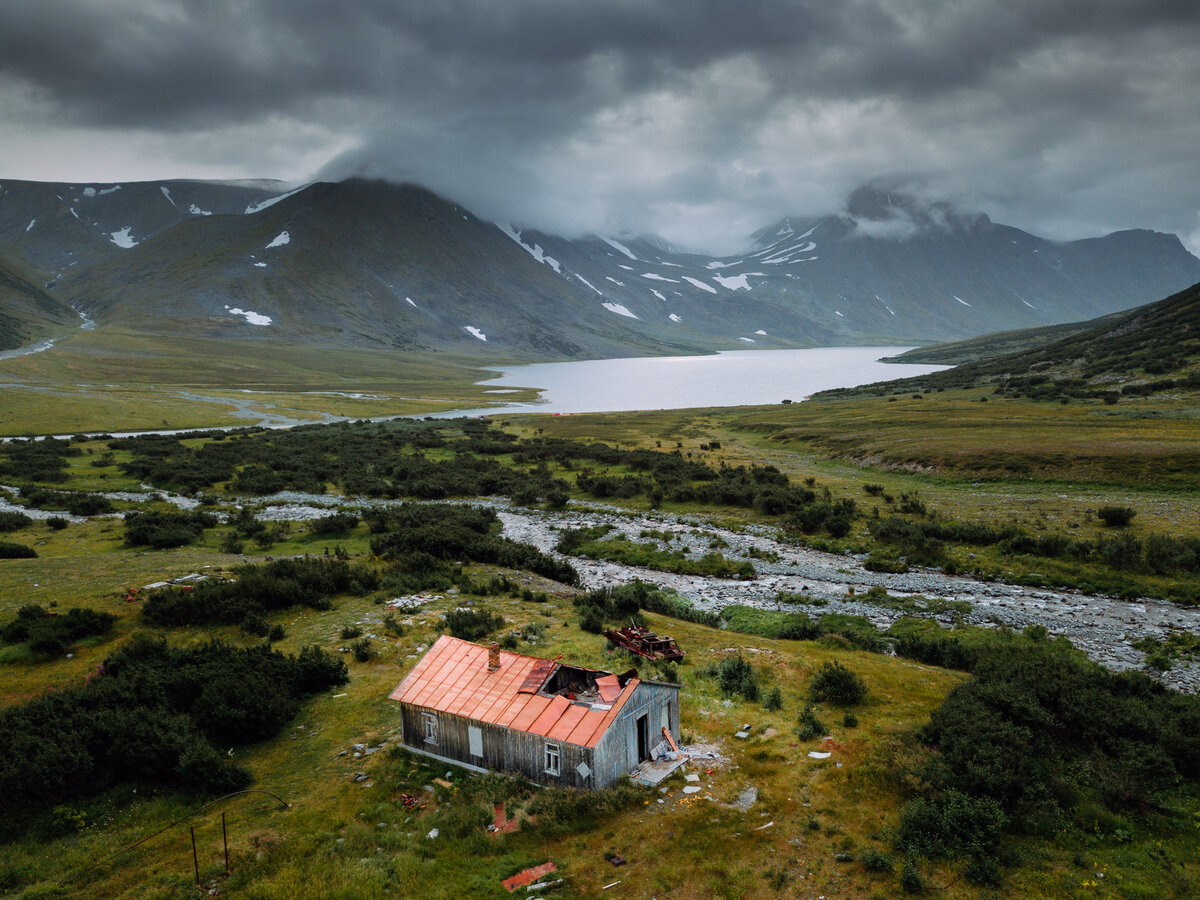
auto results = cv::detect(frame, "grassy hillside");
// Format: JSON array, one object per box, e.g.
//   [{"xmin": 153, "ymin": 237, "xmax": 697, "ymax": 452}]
[
  {"xmin": 0, "ymin": 419, "xmax": 1198, "ymax": 898},
  {"xmin": 0, "ymin": 254, "xmax": 78, "ymax": 350},
  {"xmin": 882, "ymin": 311, "xmax": 1128, "ymax": 365},
  {"xmin": 831, "ymin": 280, "xmax": 1200, "ymax": 402}
]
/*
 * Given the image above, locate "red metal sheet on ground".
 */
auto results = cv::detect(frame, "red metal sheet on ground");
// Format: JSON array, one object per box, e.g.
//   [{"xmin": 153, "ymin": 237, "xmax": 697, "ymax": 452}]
[{"xmin": 501, "ymin": 861, "xmax": 556, "ymax": 892}]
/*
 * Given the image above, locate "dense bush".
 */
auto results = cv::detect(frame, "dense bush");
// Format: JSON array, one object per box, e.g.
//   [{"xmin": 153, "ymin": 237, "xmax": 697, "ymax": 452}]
[
  {"xmin": 0, "ymin": 637, "xmax": 347, "ymax": 831},
  {"xmin": 142, "ymin": 557, "xmax": 379, "ymax": 627},
  {"xmin": 307, "ymin": 511, "xmax": 359, "ymax": 535},
  {"xmin": 369, "ymin": 503, "xmax": 578, "ymax": 586},
  {"xmin": 0, "ymin": 541, "xmax": 36, "ymax": 559},
  {"xmin": 574, "ymin": 579, "xmax": 720, "ymax": 633},
  {"xmin": 1097, "ymin": 505, "xmax": 1136, "ymax": 527},
  {"xmin": 0, "ymin": 438, "xmax": 77, "ymax": 483},
  {"xmin": 15, "ymin": 486, "xmax": 112, "ymax": 516},
  {"xmin": 0, "ymin": 511, "xmax": 32, "ymax": 532},
  {"xmin": 897, "ymin": 640, "xmax": 1200, "ymax": 880},
  {"xmin": 715, "ymin": 654, "xmax": 760, "ymax": 701},
  {"xmin": 443, "ymin": 608, "xmax": 506, "ymax": 642},
  {"xmin": 1, "ymin": 605, "xmax": 115, "ymax": 658},
  {"xmin": 124, "ymin": 509, "xmax": 218, "ymax": 549},
  {"xmin": 808, "ymin": 660, "xmax": 867, "ymax": 706}
]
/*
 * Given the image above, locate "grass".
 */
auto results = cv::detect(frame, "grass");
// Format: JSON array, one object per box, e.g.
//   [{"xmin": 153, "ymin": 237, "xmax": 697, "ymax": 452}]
[
  {"xmin": 1, "ymin": 506, "xmax": 1196, "ymax": 898},
  {"xmin": 0, "ymin": 326, "xmax": 538, "ymax": 435}
]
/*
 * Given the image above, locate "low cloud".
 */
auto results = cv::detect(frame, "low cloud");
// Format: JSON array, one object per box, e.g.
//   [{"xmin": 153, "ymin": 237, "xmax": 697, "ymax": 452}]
[{"xmin": 2, "ymin": 1, "xmax": 1199, "ymax": 252}]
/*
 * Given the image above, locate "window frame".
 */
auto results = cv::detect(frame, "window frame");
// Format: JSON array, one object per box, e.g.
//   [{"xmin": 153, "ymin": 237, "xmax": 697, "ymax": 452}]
[
  {"xmin": 422, "ymin": 711, "xmax": 438, "ymax": 744},
  {"xmin": 544, "ymin": 741, "xmax": 561, "ymax": 776}
]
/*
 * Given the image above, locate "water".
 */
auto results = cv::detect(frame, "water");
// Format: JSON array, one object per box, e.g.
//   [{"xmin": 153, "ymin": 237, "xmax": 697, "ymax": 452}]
[{"xmin": 450, "ymin": 346, "xmax": 948, "ymax": 416}]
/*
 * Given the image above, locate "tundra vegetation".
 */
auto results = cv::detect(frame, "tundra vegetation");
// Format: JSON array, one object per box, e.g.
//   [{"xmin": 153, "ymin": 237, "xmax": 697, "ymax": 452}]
[{"xmin": 0, "ymin": 401, "xmax": 1197, "ymax": 897}]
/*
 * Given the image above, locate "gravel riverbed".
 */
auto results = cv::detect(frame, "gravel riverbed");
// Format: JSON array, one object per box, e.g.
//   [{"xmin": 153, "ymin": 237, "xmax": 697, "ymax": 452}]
[{"xmin": 494, "ymin": 505, "xmax": 1200, "ymax": 693}]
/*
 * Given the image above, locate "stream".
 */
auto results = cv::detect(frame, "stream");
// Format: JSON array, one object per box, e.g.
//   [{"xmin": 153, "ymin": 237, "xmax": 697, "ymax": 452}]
[{"xmin": 246, "ymin": 494, "xmax": 1200, "ymax": 691}]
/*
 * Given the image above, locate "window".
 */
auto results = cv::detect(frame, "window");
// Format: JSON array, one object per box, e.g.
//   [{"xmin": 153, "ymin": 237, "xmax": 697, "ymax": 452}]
[
  {"xmin": 422, "ymin": 712, "xmax": 438, "ymax": 744},
  {"xmin": 544, "ymin": 742, "xmax": 561, "ymax": 776},
  {"xmin": 468, "ymin": 725, "xmax": 483, "ymax": 757}
]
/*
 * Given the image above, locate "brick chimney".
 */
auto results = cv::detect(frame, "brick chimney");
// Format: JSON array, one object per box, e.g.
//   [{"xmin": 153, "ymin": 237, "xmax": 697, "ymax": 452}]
[{"xmin": 487, "ymin": 641, "xmax": 501, "ymax": 673}]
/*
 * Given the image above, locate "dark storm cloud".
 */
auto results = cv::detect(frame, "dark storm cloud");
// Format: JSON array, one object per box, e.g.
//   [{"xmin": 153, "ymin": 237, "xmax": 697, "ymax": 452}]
[{"xmin": 2, "ymin": 0, "xmax": 1199, "ymax": 252}]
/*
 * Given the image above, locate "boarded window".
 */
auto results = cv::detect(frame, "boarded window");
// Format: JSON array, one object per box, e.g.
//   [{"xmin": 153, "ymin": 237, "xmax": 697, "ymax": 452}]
[
  {"xmin": 468, "ymin": 725, "xmax": 483, "ymax": 757},
  {"xmin": 422, "ymin": 712, "xmax": 438, "ymax": 744},
  {"xmin": 544, "ymin": 742, "xmax": 561, "ymax": 776}
]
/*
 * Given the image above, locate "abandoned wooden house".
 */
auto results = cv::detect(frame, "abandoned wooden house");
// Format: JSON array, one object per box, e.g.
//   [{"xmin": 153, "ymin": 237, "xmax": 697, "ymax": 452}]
[{"xmin": 389, "ymin": 635, "xmax": 681, "ymax": 789}]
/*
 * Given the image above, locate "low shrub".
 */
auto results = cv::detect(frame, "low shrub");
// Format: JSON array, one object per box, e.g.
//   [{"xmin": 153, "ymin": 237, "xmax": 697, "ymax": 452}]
[
  {"xmin": 0, "ymin": 541, "xmax": 36, "ymax": 559},
  {"xmin": 809, "ymin": 660, "xmax": 867, "ymax": 707},
  {"xmin": 1097, "ymin": 506, "xmax": 1136, "ymax": 527}
]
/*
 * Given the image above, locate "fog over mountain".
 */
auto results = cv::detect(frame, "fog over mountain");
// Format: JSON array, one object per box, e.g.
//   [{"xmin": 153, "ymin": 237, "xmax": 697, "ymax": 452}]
[{"xmin": 1, "ymin": 1, "xmax": 1199, "ymax": 256}]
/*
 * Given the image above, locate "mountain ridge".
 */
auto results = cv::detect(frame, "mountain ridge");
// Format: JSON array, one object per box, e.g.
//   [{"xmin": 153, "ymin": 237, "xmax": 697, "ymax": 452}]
[{"xmin": 1, "ymin": 176, "xmax": 1198, "ymax": 360}]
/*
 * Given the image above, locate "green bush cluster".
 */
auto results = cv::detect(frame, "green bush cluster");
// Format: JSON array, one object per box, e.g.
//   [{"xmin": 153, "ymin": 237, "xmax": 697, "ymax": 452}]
[
  {"xmin": 575, "ymin": 579, "xmax": 720, "ymax": 634},
  {"xmin": 142, "ymin": 557, "xmax": 379, "ymax": 628},
  {"xmin": 124, "ymin": 509, "xmax": 218, "ymax": 549},
  {"xmin": 0, "ymin": 637, "xmax": 347, "ymax": 834},
  {"xmin": 0, "ymin": 510, "xmax": 33, "ymax": 532},
  {"xmin": 0, "ymin": 541, "xmax": 36, "ymax": 559},
  {"xmin": 0, "ymin": 437, "xmax": 78, "ymax": 483},
  {"xmin": 0, "ymin": 605, "xmax": 115, "ymax": 658},
  {"xmin": 808, "ymin": 660, "xmax": 867, "ymax": 706},
  {"xmin": 15, "ymin": 486, "xmax": 112, "ymax": 516},
  {"xmin": 898, "ymin": 641, "xmax": 1200, "ymax": 881},
  {"xmin": 368, "ymin": 503, "xmax": 578, "ymax": 586},
  {"xmin": 443, "ymin": 608, "xmax": 506, "ymax": 642}
]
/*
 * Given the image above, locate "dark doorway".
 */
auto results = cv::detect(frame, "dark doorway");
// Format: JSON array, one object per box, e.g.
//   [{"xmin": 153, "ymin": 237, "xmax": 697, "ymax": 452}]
[{"xmin": 636, "ymin": 713, "xmax": 650, "ymax": 762}]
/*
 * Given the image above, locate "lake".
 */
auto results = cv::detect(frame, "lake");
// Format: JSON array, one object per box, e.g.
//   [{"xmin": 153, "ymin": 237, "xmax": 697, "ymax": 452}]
[{"xmin": 450, "ymin": 346, "xmax": 949, "ymax": 416}]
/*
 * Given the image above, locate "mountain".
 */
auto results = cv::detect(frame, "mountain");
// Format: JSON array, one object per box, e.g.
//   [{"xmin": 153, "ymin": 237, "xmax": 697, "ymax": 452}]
[
  {"xmin": 823, "ymin": 279, "xmax": 1200, "ymax": 401},
  {"xmin": 1, "ymin": 178, "xmax": 1198, "ymax": 359},
  {"xmin": 0, "ymin": 254, "xmax": 78, "ymax": 350}
]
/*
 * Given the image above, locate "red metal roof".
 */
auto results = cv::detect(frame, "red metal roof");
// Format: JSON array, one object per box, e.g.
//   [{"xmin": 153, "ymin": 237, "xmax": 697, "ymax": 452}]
[{"xmin": 389, "ymin": 635, "xmax": 639, "ymax": 749}]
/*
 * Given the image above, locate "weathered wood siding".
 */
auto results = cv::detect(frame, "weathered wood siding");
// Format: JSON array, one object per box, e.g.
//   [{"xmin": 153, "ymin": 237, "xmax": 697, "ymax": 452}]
[
  {"xmin": 398, "ymin": 703, "xmax": 596, "ymax": 788},
  {"xmin": 592, "ymin": 680, "xmax": 681, "ymax": 788}
]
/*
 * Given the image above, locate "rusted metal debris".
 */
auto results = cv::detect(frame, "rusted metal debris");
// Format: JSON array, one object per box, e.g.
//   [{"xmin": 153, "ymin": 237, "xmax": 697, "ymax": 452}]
[{"xmin": 604, "ymin": 624, "xmax": 684, "ymax": 662}]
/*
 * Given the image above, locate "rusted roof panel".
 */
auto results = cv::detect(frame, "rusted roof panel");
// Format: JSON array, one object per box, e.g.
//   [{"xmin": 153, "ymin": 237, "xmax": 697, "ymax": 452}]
[
  {"xmin": 518, "ymin": 659, "xmax": 558, "ymax": 694},
  {"xmin": 595, "ymin": 674, "xmax": 621, "ymax": 703},
  {"xmin": 389, "ymin": 635, "xmax": 647, "ymax": 748}
]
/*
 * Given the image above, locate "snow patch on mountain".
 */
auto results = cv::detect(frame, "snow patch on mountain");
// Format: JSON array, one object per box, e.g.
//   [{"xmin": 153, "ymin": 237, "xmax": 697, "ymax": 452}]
[
  {"xmin": 682, "ymin": 276, "xmax": 718, "ymax": 294},
  {"xmin": 755, "ymin": 329, "xmax": 767, "ymax": 335},
  {"xmin": 602, "ymin": 237, "xmax": 638, "ymax": 260},
  {"xmin": 82, "ymin": 187, "xmax": 96, "ymax": 198},
  {"xmin": 189, "ymin": 204, "xmax": 213, "ymax": 216},
  {"xmin": 160, "ymin": 186, "xmax": 176, "ymax": 207},
  {"xmin": 605, "ymin": 276, "xmax": 625, "ymax": 286},
  {"xmin": 641, "ymin": 273, "xmax": 679, "ymax": 283},
  {"xmin": 110, "ymin": 226, "xmax": 137, "ymax": 248},
  {"xmin": 669, "ymin": 313, "xmax": 682, "ymax": 323},
  {"xmin": 1021, "ymin": 298, "xmax": 1038, "ymax": 309},
  {"xmin": 602, "ymin": 301, "xmax": 638, "ymax": 319},
  {"xmin": 98, "ymin": 185, "xmax": 122, "ymax": 196},
  {"xmin": 25, "ymin": 219, "xmax": 34, "ymax": 232},
  {"xmin": 224, "ymin": 305, "xmax": 271, "ymax": 325},
  {"xmin": 739, "ymin": 337, "xmax": 756, "ymax": 343},
  {"xmin": 651, "ymin": 289, "xmax": 667, "ymax": 302},
  {"xmin": 953, "ymin": 295, "xmax": 973, "ymax": 307},
  {"xmin": 706, "ymin": 260, "xmax": 740, "ymax": 269},
  {"xmin": 575, "ymin": 274, "xmax": 604, "ymax": 295},
  {"xmin": 266, "ymin": 231, "xmax": 290, "ymax": 248},
  {"xmin": 406, "ymin": 297, "xmax": 418, "ymax": 308},
  {"xmin": 245, "ymin": 184, "xmax": 307, "ymax": 215},
  {"xmin": 499, "ymin": 224, "xmax": 561, "ymax": 273},
  {"xmin": 464, "ymin": 326, "xmax": 487, "ymax": 341},
  {"xmin": 713, "ymin": 274, "xmax": 751, "ymax": 291}
]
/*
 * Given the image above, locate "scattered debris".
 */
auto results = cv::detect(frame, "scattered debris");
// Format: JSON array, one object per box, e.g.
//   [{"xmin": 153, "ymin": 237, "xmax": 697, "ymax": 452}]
[
  {"xmin": 608, "ymin": 854, "xmax": 626, "ymax": 867},
  {"xmin": 604, "ymin": 624, "xmax": 684, "ymax": 661},
  {"xmin": 755, "ymin": 821, "xmax": 775, "ymax": 831},
  {"xmin": 502, "ymin": 862, "xmax": 557, "ymax": 892},
  {"xmin": 397, "ymin": 793, "xmax": 425, "ymax": 811},
  {"xmin": 426, "ymin": 828, "xmax": 439, "ymax": 840},
  {"xmin": 601, "ymin": 881, "xmax": 621, "ymax": 890},
  {"xmin": 726, "ymin": 785, "xmax": 758, "ymax": 812},
  {"xmin": 807, "ymin": 751, "xmax": 832, "ymax": 759}
]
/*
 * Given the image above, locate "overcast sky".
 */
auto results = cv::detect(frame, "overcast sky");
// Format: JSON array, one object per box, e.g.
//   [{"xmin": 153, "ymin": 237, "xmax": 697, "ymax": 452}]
[{"xmin": 2, "ymin": 0, "xmax": 1198, "ymax": 254}]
